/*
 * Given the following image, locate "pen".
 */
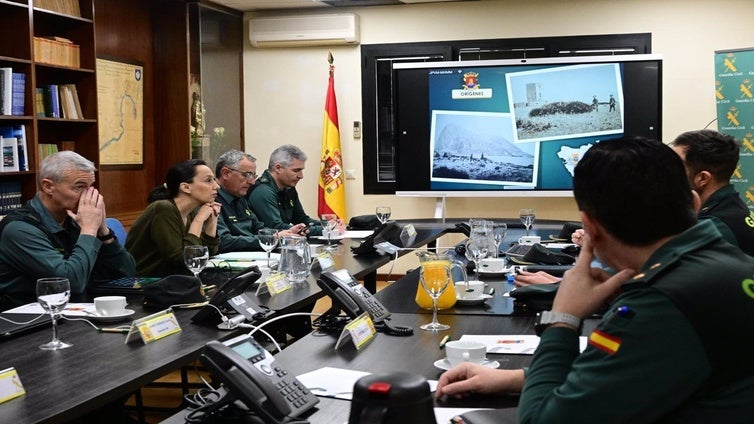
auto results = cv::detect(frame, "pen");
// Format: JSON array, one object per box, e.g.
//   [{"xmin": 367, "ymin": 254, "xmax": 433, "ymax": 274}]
[
  {"xmin": 439, "ymin": 335, "xmax": 450, "ymax": 350},
  {"xmin": 98, "ymin": 328, "xmax": 129, "ymax": 334}
]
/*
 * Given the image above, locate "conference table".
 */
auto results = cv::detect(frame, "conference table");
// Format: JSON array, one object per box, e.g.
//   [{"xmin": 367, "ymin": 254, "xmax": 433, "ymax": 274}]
[{"xmin": 0, "ymin": 218, "xmax": 573, "ymax": 423}]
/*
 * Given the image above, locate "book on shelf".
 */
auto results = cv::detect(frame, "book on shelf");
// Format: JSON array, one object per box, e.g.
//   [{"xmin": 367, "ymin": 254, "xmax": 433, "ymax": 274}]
[
  {"xmin": 40, "ymin": 84, "xmax": 60, "ymax": 118},
  {"xmin": 1, "ymin": 136, "xmax": 19, "ymax": 173},
  {"xmin": 35, "ymin": 87, "xmax": 46, "ymax": 117},
  {"xmin": 0, "ymin": 180, "xmax": 22, "ymax": 216},
  {"xmin": 59, "ymin": 141, "xmax": 76, "ymax": 152},
  {"xmin": 0, "ymin": 125, "xmax": 28, "ymax": 171},
  {"xmin": 32, "ymin": 37, "xmax": 80, "ymax": 68},
  {"xmin": 34, "ymin": 0, "xmax": 81, "ymax": 17},
  {"xmin": 0, "ymin": 67, "xmax": 12, "ymax": 116},
  {"xmin": 38, "ymin": 143, "xmax": 59, "ymax": 162},
  {"xmin": 59, "ymin": 84, "xmax": 82, "ymax": 119},
  {"xmin": 11, "ymin": 73, "xmax": 25, "ymax": 116}
]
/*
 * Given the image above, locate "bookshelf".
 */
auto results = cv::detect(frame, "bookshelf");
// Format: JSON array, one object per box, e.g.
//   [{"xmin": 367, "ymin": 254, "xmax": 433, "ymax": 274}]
[{"xmin": 0, "ymin": 0, "xmax": 96, "ymax": 203}]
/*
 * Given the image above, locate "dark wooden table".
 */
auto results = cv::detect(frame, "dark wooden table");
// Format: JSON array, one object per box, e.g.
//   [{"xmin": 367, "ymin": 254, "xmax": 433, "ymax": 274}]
[
  {"xmin": 165, "ymin": 312, "xmax": 538, "ymax": 424},
  {"xmin": 0, "ymin": 308, "xmax": 232, "ymax": 424}
]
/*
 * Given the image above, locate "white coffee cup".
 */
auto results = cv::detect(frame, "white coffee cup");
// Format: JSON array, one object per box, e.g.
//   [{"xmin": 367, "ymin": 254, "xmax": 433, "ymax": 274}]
[
  {"xmin": 445, "ymin": 340, "xmax": 487, "ymax": 367},
  {"xmin": 518, "ymin": 235, "xmax": 541, "ymax": 245},
  {"xmin": 479, "ymin": 258, "xmax": 506, "ymax": 273},
  {"xmin": 94, "ymin": 296, "xmax": 127, "ymax": 316},
  {"xmin": 455, "ymin": 280, "xmax": 485, "ymax": 299}
]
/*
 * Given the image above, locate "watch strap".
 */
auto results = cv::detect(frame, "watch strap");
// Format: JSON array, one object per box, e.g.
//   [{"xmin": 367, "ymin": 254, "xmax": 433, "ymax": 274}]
[
  {"xmin": 535, "ymin": 310, "xmax": 582, "ymax": 336},
  {"xmin": 97, "ymin": 228, "xmax": 116, "ymax": 241}
]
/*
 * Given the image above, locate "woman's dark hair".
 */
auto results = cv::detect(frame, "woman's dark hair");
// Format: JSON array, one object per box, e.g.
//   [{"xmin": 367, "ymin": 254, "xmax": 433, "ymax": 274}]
[{"xmin": 147, "ymin": 159, "xmax": 207, "ymax": 203}]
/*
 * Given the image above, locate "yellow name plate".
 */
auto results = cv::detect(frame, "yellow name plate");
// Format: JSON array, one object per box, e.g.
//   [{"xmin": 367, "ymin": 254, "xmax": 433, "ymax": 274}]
[
  {"xmin": 0, "ymin": 367, "xmax": 25, "ymax": 404},
  {"xmin": 314, "ymin": 252, "xmax": 335, "ymax": 271},
  {"xmin": 335, "ymin": 312, "xmax": 376, "ymax": 351},
  {"xmin": 125, "ymin": 308, "xmax": 181, "ymax": 344},
  {"xmin": 256, "ymin": 272, "xmax": 291, "ymax": 296}
]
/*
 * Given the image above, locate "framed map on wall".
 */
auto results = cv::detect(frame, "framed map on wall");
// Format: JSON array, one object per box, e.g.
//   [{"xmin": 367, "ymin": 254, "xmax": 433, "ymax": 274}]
[{"xmin": 96, "ymin": 57, "xmax": 144, "ymax": 166}]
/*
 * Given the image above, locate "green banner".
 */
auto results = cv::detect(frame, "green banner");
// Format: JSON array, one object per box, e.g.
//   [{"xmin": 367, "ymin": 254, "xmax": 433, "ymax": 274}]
[{"xmin": 715, "ymin": 48, "xmax": 754, "ymax": 208}]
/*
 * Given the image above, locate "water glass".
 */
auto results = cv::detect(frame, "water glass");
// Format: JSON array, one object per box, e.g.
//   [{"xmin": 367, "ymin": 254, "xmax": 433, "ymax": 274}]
[{"xmin": 36, "ymin": 277, "xmax": 72, "ymax": 350}]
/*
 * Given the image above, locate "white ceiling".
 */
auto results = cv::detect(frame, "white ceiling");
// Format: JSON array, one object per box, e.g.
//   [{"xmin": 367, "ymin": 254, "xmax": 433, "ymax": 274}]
[{"xmin": 211, "ymin": 0, "xmax": 471, "ymax": 12}]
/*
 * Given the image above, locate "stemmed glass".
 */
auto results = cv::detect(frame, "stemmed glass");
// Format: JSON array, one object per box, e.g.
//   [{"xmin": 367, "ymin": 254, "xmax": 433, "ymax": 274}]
[
  {"xmin": 419, "ymin": 264, "xmax": 451, "ymax": 331},
  {"xmin": 465, "ymin": 234, "xmax": 492, "ymax": 275},
  {"xmin": 519, "ymin": 208, "xmax": 536, "ymax": 236},
  {"xmin": 491, "ymin": 222, "xmax": 508, "ymax": 258},
  {"xmin": 320, "ymin": 214, "xmax": 338, "ymax": 251},
  {"xmin": 376, "ymin": 206, "xmax": 391, "ymax": 225},
  {"xmin": 258, "ymin": 228, "xmax": 278, "ymax": 268},
  {"xmin": 36, "ymin": 277, "xmax": 72, "ymax": 350},
  {"xmin": 183, "ymin": 245, "xmax": 209, "ymax": 280}
]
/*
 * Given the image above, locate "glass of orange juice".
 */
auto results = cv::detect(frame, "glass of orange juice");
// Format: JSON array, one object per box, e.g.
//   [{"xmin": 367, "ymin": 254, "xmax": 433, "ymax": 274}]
[
  {"xmin": 414, "ymin": 252, "xmax": 467, "ymax": 310},
  {"xmin": 419, "ymin": 263, "xmax": 452, "ymax": 331}
]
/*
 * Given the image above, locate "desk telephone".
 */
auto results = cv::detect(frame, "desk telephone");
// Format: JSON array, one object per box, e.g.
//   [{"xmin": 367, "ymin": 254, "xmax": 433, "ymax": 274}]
[
  {"xmin": 317, "ymin": 269, "xmax": 413, "ymax": 336},
  {"xmin": 200, "ymin": 334, "xmax": 319, "ymax": 424},
  {"xmin": 317, "ymin": 269, "xmax": 391, "ymax": 322}
]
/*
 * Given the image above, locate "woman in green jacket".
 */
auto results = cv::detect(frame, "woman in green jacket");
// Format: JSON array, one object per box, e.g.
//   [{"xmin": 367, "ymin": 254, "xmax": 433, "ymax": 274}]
[{"xmin": 126, "ymin": 159, "xmax": 221, "ymax": 277}]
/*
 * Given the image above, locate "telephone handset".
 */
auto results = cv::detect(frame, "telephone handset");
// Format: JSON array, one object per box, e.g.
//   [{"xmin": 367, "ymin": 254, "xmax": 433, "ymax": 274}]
[
  {"xmin": 317, "ymin": 269, "xmax": 391, "ymax": 323},
  {"xmin": 200, "ymin": 334, "xmax": 319, "ymax": 424}
]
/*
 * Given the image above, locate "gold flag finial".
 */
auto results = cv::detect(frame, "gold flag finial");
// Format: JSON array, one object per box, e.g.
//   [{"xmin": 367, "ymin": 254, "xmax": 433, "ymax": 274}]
[{"xmin": 328, "ymin": 51, "xmax": 334, "ymax": 76}]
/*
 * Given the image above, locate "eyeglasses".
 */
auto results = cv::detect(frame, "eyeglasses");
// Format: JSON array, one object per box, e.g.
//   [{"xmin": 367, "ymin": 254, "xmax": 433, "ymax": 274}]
[{"xmin": 228, "ymin": 168, "xmax": 257, "ymax": 180}]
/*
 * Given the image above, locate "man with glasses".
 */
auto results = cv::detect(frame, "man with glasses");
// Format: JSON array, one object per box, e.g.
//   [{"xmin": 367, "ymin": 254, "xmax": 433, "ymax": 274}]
[
  {"xmin": 249, "ymin": 144, "xmax": 324, "ymax": 237},
  {"xmin": 215, "ymin": 149, "xmax": 306, "ymax": 253}
]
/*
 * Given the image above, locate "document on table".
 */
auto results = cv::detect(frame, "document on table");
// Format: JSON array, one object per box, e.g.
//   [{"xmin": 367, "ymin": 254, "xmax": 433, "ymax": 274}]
[
  {"xmin": 296, "ymin": 367, "xmax": 438, "ymax": 400},
  {"xmin": 460, "ymin": 335, "xmax": 588, "ymax": 354},
  {"xmin": 208, "ymin": 252, "xmax": 280, "ymax": 269},
  {"xmin": 4, "ymin": 302, "xmax": 92, "ymax": 317}
]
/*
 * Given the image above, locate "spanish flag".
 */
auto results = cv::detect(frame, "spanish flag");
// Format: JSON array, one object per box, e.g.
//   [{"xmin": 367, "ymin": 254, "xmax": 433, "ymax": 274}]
[
  {"xmin": 318, "ymin": 52, "xmax": 346, "ymax": 220},
  {"xmin": 588, "ymin": 329, "xmax": 622, "ymax": 355}
]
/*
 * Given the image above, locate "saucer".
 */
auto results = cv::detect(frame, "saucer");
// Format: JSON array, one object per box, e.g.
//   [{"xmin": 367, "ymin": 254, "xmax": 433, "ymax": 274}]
[
  {"xmin": 433, "ymin": 358, "xmax": 500, "ymax": 371},
  {"xmin": 80, "ymin": 308, "xmax": 136, "ymax": 322},
  {"xmin": 455, "ymin": 294, "xmax": 493, "ymax": 306},
  {"xmin": 315, "ymin": 234, "xmax": 346, "ymax": 241}
]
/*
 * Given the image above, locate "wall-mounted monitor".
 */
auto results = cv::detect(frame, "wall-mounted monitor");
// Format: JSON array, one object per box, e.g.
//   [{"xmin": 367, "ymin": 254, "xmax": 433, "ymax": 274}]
[{"xmin": 393, "ymin": 54, "xmax": 662, "ymax": 197}]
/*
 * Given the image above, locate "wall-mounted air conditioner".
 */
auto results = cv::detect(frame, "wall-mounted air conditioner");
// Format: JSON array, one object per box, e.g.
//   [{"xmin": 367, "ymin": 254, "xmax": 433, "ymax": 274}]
[{"xmin": 248, "ymin": 13, "xmax": 360, "ymax": 48}]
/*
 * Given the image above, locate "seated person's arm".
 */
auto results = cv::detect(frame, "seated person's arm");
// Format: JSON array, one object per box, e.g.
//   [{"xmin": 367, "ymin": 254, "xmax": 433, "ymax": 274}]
[
  {"xmin": 1, "ymin": 221, "xmax": 102, "ymax": 295},
  {"xmin": 515, "ymin": 270, "xmax": 562, "ymax": 287},
  {"xmin": 436, "ymin": 365, "xmax": 525, "ymax": 398},
  {"xmin": 250, "ymin": 186, "xmax": 293, "ymax": 231}
]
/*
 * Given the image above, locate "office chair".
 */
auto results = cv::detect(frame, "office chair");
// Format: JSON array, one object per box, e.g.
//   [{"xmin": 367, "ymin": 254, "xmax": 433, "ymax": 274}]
[{"xmin": 105, "ymin": 217, "xmax": 127, "ymax": 244}]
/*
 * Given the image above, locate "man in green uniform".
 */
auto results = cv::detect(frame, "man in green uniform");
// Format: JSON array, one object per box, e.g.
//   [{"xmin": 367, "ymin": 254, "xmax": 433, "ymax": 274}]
[
  {"xmin": 249, "ymin": 144, "xmax": 323, "ymax": 237},
  {"xmin": 671, "ymin": 129, "xmax": 754, "ymax": 256},
  {"xmin": 436, "ymin": 137, "xmax": 754, "ymax": 422},
  {"xmin": 215, "ymin": 149, "xmax": 306, "ymax": 253},
  {"xmin": 0, "ymin": 151, "xmax": 136, "ymax": 310}
]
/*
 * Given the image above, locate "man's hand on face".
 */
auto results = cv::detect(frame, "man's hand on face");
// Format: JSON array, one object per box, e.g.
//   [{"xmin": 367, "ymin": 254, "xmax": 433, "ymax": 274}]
[{"xmin": 69, "ymin": 186, "xmax": 105, "ymax": 236}]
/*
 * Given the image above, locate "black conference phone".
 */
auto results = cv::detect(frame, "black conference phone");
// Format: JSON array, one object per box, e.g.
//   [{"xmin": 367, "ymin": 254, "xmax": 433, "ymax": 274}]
[
  {"xmin": 200, "ymin": 333, "xmax": 319, "ymax": 424},
  {"xmin": 317, "ymin": 269, "xmax": 391, "ymax": 322},
  {"xmin": 317, "ymin": 269, "xmax": 413, "ymax": 336}
]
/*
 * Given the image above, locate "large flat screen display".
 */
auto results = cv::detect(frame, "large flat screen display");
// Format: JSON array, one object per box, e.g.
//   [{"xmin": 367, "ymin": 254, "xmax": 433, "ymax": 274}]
[{"xmin": 393, "ymin": 54, "xmax": 662, "ymax": 197}]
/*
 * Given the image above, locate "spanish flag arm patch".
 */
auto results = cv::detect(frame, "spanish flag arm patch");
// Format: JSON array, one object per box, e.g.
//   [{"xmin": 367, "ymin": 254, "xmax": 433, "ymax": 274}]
[{"xmin": 588, "ymin": 329, "xmax": 622, "ymax": 355}]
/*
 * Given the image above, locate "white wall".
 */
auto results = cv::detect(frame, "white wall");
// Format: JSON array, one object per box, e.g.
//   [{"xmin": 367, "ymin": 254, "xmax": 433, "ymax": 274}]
[{"xmin": 242, "ymin": 0, "xmax": 754, "ymax": 225}]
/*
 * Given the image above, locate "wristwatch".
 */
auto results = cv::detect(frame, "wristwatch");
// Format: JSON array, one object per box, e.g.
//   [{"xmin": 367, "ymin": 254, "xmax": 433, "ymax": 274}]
[
  {"xmin": 97, "ymin": 228, "xmax": 116, "ymax": 242},
  {"xmin": 535, "ymin": 310, "xmax": 582, "ymax": 336}
]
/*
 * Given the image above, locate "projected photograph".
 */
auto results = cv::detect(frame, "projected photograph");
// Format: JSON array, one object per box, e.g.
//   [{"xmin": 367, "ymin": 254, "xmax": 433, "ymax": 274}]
[
  {"xmin": 430, "ymin": 110, "xmax": 537, "ymax": 187},
  {"xmin": 507, "ymin": 63, "xmax": 624, "ymax": 143}
]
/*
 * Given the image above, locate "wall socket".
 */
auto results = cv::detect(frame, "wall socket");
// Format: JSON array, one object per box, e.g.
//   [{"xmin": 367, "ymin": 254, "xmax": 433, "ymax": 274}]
[
  {"xmin": 345, "ymin": 169, "xmax": 356, "ymax": 180},
  {"xmin": 353, "ymin": 121, "xmax": 361, "ymax": 139}
]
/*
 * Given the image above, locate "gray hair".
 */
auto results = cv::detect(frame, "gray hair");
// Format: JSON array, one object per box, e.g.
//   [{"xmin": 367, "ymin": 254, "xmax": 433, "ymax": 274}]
[
  {"xmin": 268, "ymin": 144, "xmax": 307, "ymax": 171},
  {"xmin": 38, "ymin": 150, "xmax": 96, "ymax": 185},
  {"xmin": 215, "ymin": 149, "xmax": 256, "ymax": 176}
]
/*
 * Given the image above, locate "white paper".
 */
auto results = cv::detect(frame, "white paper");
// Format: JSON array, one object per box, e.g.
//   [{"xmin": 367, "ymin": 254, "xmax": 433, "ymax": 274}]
[
  {"xmin": 344, "ymin": 230, "xmax": 374, "ymax": 239},
  {"xmin": 4, "ymin": 302, "xmax": 93, "ymax": 317},
  {"xmin": 435, "ymin": 408, "xmax": 492, "ymax": 424},
  {"xmin": 212, "ymin": 252, "xmax": 280, "ymax": 261},
  {"xmin": 296, "ymin": 366, "xmax": 438, "ymax": 400},
  {"xmin": 460, "ymin": 334, "xmax": 588, "ymax": 354}
]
